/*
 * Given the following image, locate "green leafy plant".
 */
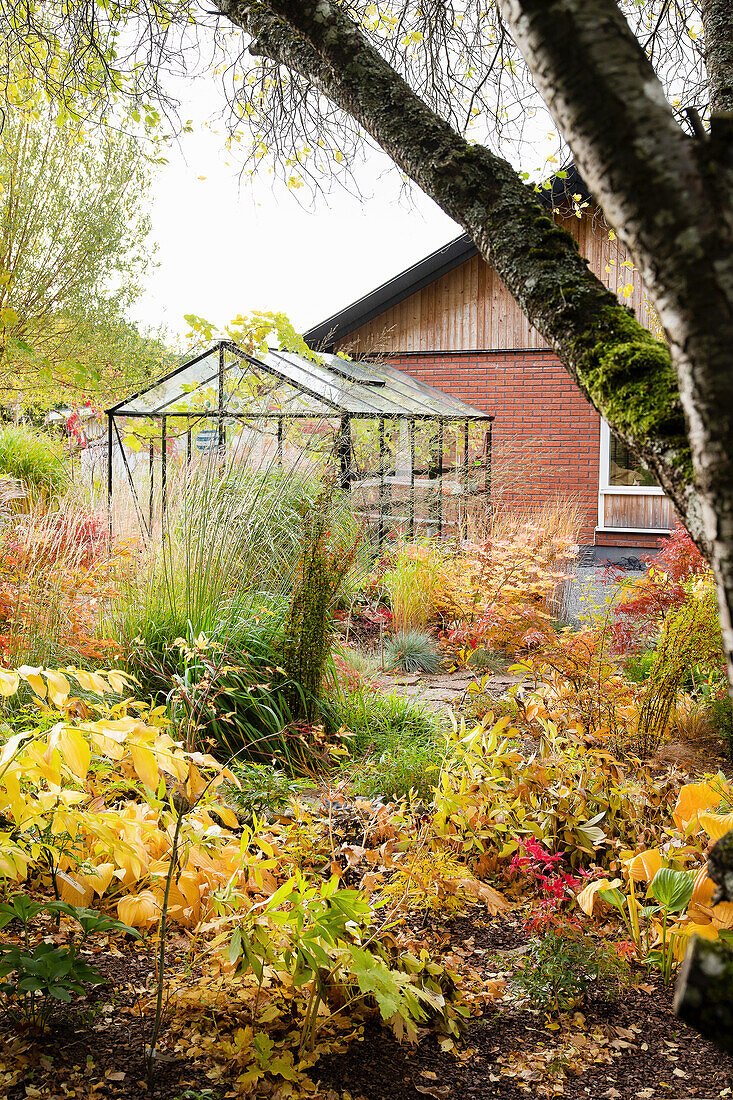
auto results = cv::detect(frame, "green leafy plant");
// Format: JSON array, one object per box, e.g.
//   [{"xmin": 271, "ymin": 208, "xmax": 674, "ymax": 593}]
[
  {"xmin": 383, "ymin": 628, "xmax": 443, "ymax": 674},
  {"xmin": 330, "ymin": 687, "xmax": 443, "ymax": 801},
  {"xmin": 0, "ymin": 894, "xmax": 139, "ymax": 1028},
  {"xmin": 644, "ymin": 868, "xmax": 695, "ymax": 982},
  {"xmin": 513, "ymin": 925, "xmax": 630, "ymax": 1013},
  {"xmin": 228, "ymin": 872, "xmax": 466, "ymax": 1052},
  {"xmin": 223, "ymin": 762, "xmax": 312, "ymax": 817}
]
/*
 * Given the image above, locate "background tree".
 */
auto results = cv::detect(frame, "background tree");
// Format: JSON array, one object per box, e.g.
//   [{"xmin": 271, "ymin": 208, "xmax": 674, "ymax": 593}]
[{"xmin": 0, "ymin": 71, "xmax": 166, "ymax": 413}]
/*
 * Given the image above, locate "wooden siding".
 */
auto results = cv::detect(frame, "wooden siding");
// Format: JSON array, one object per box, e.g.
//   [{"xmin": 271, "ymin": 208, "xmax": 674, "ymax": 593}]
[
  {"xmin": 602, "ymin": 493, "xmax": 675, "ymax": 531},
  {"xmin": 338, "ymin": 209, "xmax": 651, "ymax": 355}
]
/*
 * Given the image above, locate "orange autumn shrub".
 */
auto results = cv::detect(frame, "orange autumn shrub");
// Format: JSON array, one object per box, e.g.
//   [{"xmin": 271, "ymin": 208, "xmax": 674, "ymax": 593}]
[{"xmin": 444, "ymin": 500, "xmax": 581, "ymax": 654}]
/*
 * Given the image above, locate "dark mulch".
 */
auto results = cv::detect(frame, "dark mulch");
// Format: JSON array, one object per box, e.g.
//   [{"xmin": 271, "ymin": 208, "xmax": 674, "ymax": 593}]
[
  {"xmin": 2, "ymin": 913, "xmax": 732, "ymax": 1100},
  {"xmin": 315, "ymin": 914, "xmax": 733, "ymax": 1100},
  {"xmin": 315, "ymin": 980, "xmax": 733, "ymax": 1100},
  {"xmin": 0, "ymin": 940, "xmax": 213, "ymax": 1100}
]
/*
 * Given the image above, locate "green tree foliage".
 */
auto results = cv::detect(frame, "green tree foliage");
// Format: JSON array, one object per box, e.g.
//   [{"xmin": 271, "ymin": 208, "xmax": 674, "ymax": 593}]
[{"xmin": 0, "ymin": 71, "xmax": 166, "ymax": 412}]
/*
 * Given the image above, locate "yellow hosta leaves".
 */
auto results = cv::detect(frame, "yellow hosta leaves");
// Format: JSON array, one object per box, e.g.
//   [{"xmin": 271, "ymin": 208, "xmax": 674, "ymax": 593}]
[
  {"xmin": 117, "ymin": 890, "xmax": 159, "ymax": 928},
  {"xmin": 691, "ymin": 865, "xmax": 716, "ymax": 906},
  {"xmin": 129, "ymin": 742, "xmax": 160, "ymax": 791},
  {"xmin": 673, "ymin": 779, "xmax": 727, "ymax": 831},
  {"xmin": 699, "ymin": 811, "xmax": 733, "ymax": 842},
  {"xmin": 576, "ymin": 877, "xmax": 622, "ymax": 916},
  {"xmin": 57, "ymin": 870, "xmax": 94, "ymax": 907},
  {"xmin": 80, "ymin": 862, "xmax": 116, "ymax": 897},
  {"xmin": 0, "ymin": 670, "xmax": 20, "ymax": 696},
  {"xmin": 672, "ymin": 922, "xmax": 719, "ymax": 960},
  {"xmin": 623, "ymin": 849, "xmax": 663, "ymax": 882}
]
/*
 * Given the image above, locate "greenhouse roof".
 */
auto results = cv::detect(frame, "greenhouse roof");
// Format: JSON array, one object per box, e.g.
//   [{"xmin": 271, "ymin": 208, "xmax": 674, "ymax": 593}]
[{"xmin": 107, "ymin": 340, "xmax": 492, "ymax": 422}]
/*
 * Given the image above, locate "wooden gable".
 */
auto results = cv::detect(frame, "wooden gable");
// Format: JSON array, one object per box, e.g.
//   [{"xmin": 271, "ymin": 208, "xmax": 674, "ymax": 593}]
[{"xmin": 336, "ymin": 208, "xmax": 652, "ymax": 355}]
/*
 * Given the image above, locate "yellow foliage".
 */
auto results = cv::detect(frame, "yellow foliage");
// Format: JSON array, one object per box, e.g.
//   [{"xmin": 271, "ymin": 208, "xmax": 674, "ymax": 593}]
[{"xmin": 623, "ymin": 849, "xmax": 663, "ymax": 883}]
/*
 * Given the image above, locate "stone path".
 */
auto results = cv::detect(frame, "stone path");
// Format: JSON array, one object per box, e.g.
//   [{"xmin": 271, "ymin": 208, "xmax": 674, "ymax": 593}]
[{"xmin": 378, "ymin": 669, "xmax": 522, "ymax": 714}]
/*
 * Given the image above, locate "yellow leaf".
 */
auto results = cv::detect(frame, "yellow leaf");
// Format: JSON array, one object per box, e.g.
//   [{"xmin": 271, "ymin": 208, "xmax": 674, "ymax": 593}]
[
  {"xmin": 576, "ymin": 877, "xmax": 622, "ymax": 916},
  {"xmin": 58, "ymin": 726, "xmax": 90, "ymax": 779},
  {"xmin": 0, "ymin": 670, "xmax": 19, "ymax": 696},
  {"xmin": 57, "ymin": 870, "xmax": 94, "ymax": 907},
  {"xmin": 18, "ymin": 665, "xmax": 46, "ymax": 699},
  {"xmin": 712, "ymin": 902, "xmax": 733, "ymax": 930},
  {"xmin": 673, "ymin": 780, "xmax": 724, "ymax": 831},
  {"xmin": 69, "ymin": 668, "xmax": 111, "ymax": 694},
  {"xmin": 691, "ymin": 865, "xmax": 716, "ymax": 907},
  {"xmin": 186, "ymin": 761, "xmax": 207, "ymax": 802},
  {"xmin": 117, "ymin": 890, "xmax": 159, "ymax": 928},
  {"xmin": 213, "ymin": 804, "xmax": 240, "ymax": 830},
  {"xmin": 45, "ymin": 670, "xmax": 71, "ymax": 707},
  {"xmin": 106, "ymin": 670, "xmax": 132, "ymax": 695},
  {"xmin": 129, "ymin": 743, "xmax": 159, "ymax": 790},
  {"xmin": 623, "ymin": 849, "xmax": 663, "ymax": 883},
  {"xmin": 80, "ymin": 862, "xmax": 116, "ymax": 897},
  {"xmin": 672, "ymin": 922, "xmax": 719, "ymax": 960},
  {"xmin": 699, "ymin": 811, "xmax": 733, "ymax": 842}
]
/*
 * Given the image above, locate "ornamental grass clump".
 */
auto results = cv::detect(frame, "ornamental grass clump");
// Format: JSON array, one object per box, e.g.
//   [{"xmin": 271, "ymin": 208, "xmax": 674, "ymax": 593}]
[
  {"xmin": 117, "ymin": 455, "xmax": 362, "ymax": 759},
  {"xmin": 383, "ymin": 627, "xmax": 442, "ymax": 673},
  {"xmin": 383, "ymin": 540, "xmax": 447, "ymax": 632}
]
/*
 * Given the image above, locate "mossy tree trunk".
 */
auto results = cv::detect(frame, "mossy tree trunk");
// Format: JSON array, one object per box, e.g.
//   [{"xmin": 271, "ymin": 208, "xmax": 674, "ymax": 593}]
[{"xmin": 221, "ymin": 0, "xmax": 733, "ymax": 693}]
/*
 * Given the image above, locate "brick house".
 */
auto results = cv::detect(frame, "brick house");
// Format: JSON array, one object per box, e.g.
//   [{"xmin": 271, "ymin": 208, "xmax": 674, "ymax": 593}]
[{"xmin": 304, "ymin": 174, "xmax": 675, "ymax": 563}]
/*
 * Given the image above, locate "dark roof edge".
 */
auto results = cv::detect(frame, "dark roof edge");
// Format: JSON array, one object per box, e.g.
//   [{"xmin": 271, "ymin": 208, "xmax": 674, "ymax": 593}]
[{"xmin": 304, "ymin": 166, "xmax": 590, "ymax": 351}]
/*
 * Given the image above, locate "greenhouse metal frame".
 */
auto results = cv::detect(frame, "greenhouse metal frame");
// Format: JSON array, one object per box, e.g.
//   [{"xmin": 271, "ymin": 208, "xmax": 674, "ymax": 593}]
[{"xmin": 105, "ymin": 339, "xmax": 494, "ymax": 544}]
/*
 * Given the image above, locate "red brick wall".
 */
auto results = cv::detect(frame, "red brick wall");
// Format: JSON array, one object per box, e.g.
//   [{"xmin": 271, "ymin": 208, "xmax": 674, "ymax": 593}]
[{"xmin": 384, "ymin": 349, "xmax": 602, "ymax": 545}]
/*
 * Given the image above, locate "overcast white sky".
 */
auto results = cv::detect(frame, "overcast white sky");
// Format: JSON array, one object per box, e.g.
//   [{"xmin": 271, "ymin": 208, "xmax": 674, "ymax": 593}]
[{"xmin": 132, "ymin": 72, "xmax": 461, "ymax": 346}]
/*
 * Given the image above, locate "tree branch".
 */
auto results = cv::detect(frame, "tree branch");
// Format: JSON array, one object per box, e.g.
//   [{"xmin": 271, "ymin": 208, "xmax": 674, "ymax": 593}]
[{"xmin": 221, "ymin": 0, "xmax": 694, "ymax": 528}]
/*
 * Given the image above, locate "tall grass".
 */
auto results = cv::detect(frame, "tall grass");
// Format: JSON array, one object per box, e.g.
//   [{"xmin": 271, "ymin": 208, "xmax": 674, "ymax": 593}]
[
  {"xmin": 114, "ymin": 452, "xmax": 364, "ymax": 758},
  {"xmin": 0, "ymin": 502, "xmax": 119, "ymax": 668},
  {"xmin": 383, "ymin": 541, "xmax": 447, "ymax": 632},
  {"xmin": 0, "ymin": 425, "xmax": 68, "ymax": 509}
]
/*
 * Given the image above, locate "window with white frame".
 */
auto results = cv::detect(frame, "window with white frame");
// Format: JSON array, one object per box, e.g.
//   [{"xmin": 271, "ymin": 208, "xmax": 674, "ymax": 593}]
[{"xmin": 597, "ymin": 420, "xmax": 669, "ymax": 533}]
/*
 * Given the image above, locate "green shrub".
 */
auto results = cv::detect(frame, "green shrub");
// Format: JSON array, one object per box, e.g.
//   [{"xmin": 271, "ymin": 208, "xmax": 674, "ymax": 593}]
[
  {"xmin": 513, "ymin": 927, "xmax": 630, "ymax": 1013},
  {"xmin": 623, "ymin": 651, "xmax": 655, "ymax": 683},
  {"xmin": 0, "ymin": 425, "xmax": 68, "ymax": 507},
  {"xmin": 222, "ymin": 762, "xmax": 313, "ymax": 817},
  {"xmin": 330, "ymin": 687, "xmax": 444, "ymax": 801},
  {"xmin": 383, "ymin": 628, "xmax": 443, "ymax": 674}
]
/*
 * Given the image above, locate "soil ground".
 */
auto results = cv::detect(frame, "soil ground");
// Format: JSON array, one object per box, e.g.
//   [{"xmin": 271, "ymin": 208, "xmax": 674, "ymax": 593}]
[{"xmin": 3, "ymin": 910, "xmax": 731, "ymax": 1100}]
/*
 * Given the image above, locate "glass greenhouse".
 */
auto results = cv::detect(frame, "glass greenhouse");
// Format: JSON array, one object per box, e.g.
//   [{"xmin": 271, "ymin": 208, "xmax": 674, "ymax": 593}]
[{"xmin": 106, "ymin": 340, "xmax": 493, "ymax": 542}]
